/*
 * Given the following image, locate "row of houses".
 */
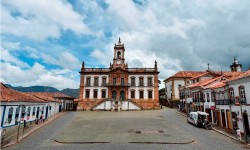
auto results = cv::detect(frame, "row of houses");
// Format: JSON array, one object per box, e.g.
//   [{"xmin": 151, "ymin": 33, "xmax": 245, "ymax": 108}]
[
  {"xmin": 0, "ymin": 82, "xmax": 75, "ymax": 141},
  {"xmin": 164, "ymin": 57, "xmax": 250, "ymax": 136}
]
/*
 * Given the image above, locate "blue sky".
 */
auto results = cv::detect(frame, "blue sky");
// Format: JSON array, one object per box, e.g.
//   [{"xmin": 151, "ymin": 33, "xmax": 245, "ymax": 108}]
[{"xmin": 1, "ymin": 0, "xmax": 250, "ymax": 89}]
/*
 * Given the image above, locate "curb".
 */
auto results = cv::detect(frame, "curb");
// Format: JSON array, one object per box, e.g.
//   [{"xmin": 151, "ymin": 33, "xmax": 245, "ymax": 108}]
[
  {"xmin": 2, "ymin": 113, "xmax": 64, "ymax": 149},
  {"xmin": 211, "ymin": 128, "xmax": 237, "ymax": 141}
]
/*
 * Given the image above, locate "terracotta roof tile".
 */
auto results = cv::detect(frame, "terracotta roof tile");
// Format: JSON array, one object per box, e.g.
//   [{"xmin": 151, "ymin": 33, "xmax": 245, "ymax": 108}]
[
  {"xmin": 208, "ymin": 81, "xmax": 226, "ymax": 89},
  {"xmin": 26, "ymin": 92, "xmax": 74, "ymax": 102},
  {"xmin": 0, "ymin": 83, "xmax": 45, "ymax": 103},
  {"xmin": 227, "ymin": 70, "xmax": 250, "ymax": 82},
  {"xmin": 189, "ymin": 77, "xmax": 222, "ymax": 89},
  {"xmin": 164, "ymin": 71, "xmax": 206, "ymax": 82}
]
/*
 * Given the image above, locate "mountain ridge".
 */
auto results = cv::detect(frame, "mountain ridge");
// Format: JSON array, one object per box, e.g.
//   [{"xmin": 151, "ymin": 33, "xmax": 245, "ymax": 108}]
[{"xmin": 5, "ymin": 84, "xmax": 79, "ymax": 98}]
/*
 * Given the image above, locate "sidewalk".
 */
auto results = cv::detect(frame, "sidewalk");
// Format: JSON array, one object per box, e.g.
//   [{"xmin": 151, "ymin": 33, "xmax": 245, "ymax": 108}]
[{"xmin": 1, "ymin": 112, "xmax": 64, "ymax": 149}]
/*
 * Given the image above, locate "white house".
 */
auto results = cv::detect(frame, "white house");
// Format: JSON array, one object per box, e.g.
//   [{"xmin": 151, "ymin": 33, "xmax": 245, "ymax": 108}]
[{"xmin": 226, "ymin": 70, "xmax": 250, "ymax": 135}]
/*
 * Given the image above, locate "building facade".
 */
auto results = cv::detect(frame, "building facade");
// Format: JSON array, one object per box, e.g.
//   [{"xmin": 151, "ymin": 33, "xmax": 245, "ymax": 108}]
[{"xmin": 77, "ymin": 39, "xmax": 160, "ymax": 110}]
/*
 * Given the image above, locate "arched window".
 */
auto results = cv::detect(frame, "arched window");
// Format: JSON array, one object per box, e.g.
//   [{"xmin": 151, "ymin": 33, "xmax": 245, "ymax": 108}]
[
  {"xmin": 117, "ymin": 51, "xmax": 121, "ymax": 58},
  {"xmin": 239, "ymin": 86, "xmax": 246, "ymax": 104}
]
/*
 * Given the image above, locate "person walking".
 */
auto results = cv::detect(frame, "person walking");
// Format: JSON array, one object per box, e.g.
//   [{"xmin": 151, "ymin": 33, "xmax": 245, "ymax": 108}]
[{"xmin": 236, "ymin": 128, "xmax": 242, "ymax": 141}]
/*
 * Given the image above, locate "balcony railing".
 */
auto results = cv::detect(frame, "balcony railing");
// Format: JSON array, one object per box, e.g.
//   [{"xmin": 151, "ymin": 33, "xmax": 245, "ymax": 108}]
[
  {"xmin": 215, "ymin": 99, "xmax": 230, "ymax": 105},
  {"xmin": 105, "ymin": 83, "xmax": 131, "ymax": 87},
  {"xmin": 192, "ymin": 98, "xmax": 204, "ymax": 102},
  {"xmin": 85, "ymin": 83, "xmax": 155, "ymax": 87}
]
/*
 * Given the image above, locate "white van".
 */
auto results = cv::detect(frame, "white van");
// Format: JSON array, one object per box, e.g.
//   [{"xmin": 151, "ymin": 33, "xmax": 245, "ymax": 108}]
[{"xmin": 187, "ymin": 111, "xmax": 209, "ymax": 126}]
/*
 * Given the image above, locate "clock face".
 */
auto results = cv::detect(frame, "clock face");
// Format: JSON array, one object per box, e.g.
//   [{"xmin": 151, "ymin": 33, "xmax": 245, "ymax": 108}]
[{"xmin": 117, "ymin": 60, "xmax": 121, "ymax": 64}]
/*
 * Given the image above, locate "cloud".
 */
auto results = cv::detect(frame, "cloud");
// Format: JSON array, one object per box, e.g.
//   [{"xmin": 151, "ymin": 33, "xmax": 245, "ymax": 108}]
[
  {"xmin": 87, "ymin": 0, "xmax": 250, "ymax": 78},
  {"xmin": 0, "ymin": 62, "xmax": 78, "ymax": 90},
  {"xmin": 1, "ymin": 47, "xmax": 30, "ymax": 68},
  {"xmin": 41, "ymin": 51, "xmax": 80, "ymax": 70},
  {"xmin": 1, "ymin": 0, "xmax": 90, "ymax": 41}
]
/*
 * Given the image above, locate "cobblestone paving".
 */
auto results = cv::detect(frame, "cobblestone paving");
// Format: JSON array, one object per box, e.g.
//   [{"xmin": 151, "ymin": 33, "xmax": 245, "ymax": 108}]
[
  {"xmin": 4, "ymin": 108, "xmax": 245, "ymax": 150},
  {"xmin": 55, "ymin": 110, "xmax": 194, "ymax": 144}
]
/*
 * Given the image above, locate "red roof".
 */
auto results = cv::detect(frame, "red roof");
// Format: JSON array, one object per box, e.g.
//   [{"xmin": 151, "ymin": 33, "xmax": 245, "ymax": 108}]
[
  {"xmin": 208, "ymin": 81, "xmax": 226, "ymax": 89},
  {"xmin": 227, "ymin": 70, "xmax": 250, "ymax": 82},
  {"xmin": 189, "ymin": 77, "xmax": 222, "ymax": 89},
  {"xmin": 164, "ymin": 71, "xmax": 206, "ymax": 82},
  {"xmin": 0, "ymin": 83, "xmax": 45, "ymax": 103},
  {"xmin": 26, "ymin": 92, "xmax": 74, "ymax": 102}
]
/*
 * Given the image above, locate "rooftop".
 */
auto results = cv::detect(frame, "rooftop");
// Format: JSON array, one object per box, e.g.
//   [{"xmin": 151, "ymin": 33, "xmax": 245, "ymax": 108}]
[
  {"xmin": 27, "ymin": 92, "xmax": 74, "ymax": 102},
  {"xmin": 0, "ymin": 83, "xmax": 45, "ymax": 103}
]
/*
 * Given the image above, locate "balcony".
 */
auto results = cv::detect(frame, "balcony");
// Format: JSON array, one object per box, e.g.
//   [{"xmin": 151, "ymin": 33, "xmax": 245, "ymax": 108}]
[
  {"xmin": 215, "ymin": 99, "xmax": 230, "ymax": 105},
  {"xmin": 105, "ymin": 83, "xmax": 131, "ymax": 87}
]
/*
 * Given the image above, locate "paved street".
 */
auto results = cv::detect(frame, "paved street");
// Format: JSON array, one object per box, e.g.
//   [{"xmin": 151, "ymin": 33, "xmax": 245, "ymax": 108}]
[{"xmin": 4, "ymin": 108, "xmax": 245, "ymax": 150}]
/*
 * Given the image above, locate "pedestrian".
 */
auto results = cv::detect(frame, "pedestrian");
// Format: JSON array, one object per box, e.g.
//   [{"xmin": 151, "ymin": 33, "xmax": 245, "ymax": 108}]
[{"xmin": 236, "ymin": 128, "xmax": 241, "ymax": 141}]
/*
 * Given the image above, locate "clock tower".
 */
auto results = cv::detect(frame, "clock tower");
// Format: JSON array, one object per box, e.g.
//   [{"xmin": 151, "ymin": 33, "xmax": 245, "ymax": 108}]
[{"xmin": 111, "ymin": 38, "xmax": 127, "ymax": 69}]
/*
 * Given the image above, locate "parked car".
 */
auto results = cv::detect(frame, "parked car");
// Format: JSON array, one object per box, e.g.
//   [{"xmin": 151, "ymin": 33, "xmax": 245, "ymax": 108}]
[{"xmin": 187, "ymin": 111, "xmax": 209, "ymax": 127}]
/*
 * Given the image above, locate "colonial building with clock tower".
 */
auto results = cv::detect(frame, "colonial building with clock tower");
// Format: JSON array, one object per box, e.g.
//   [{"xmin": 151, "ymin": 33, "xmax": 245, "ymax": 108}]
[{"xmin": 77, "ymin": 38, "xmax": 160, "ymax": 111}]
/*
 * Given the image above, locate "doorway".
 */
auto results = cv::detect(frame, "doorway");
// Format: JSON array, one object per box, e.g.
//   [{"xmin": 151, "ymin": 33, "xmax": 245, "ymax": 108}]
[
  {"xmin": 112, "ymin": 91, "xmax": 117, "ymax": 100},
  {"xmin": 120, "ymin": 91, "xmax": 125, "ymax": 100}
]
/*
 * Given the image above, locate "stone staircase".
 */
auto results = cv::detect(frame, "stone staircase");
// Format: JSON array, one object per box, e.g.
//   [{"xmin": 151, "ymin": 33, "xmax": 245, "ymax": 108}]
[{"xmin": 91, "ymin": 99, "xmax": 141, "ymax": 111}]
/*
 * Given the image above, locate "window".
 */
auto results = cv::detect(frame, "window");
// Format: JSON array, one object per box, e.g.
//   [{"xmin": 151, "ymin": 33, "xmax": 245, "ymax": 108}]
[
  {"xmin": 102, "ymin": 90, "xmax": 106, "ymax": 98},
  {"xmin": 131, "ymin": 90, "xmax": 135, "ymax": 99},
  {"xmin": 85, "ymin": 90, "xmax": 90, "ymax": 98},
  {"xmin": 206, "ymin": 93, "xmax": 210, "ymax": 102},
  {"xmin": 41, "ymin": 106, "xmax": 44, "ymax": 114},
  {"xmin": 239, "ymin": 86, "xmax": 246, "ymax": 103},
  {"xmin": 131, "ymin": 77, "xmax": 135, "ymax": 86},
  {"xmin": 139, "ymin": 90, "xmax": 144, "ymax": 99},
  {"xmin": 94, "ymin": 90, "xmax": 98, "ymax": 98},
  {"xmin": 21, "ymin": 105, "xmax": 26, "ymax": 118},
  {"xmin": 170, "ymin": 85, "xmax": 172, "ymax": 91},
  {"xmin": 94, "ymin": 77, "xmax": 99, "ymax": 86},
  {"xmin": 27, "ymin": 107, "xmax": 31, "ymax": 117},
  {"xmin": 15, "ymin": 107, "xmax": 20, "ymax": 121},
  {"xmin": 211, "ymin": 92, "xmax": 215, "ymax": 102},
  {"xmin": 113, "ymin": 78, "xmax": 116, "ymax": 84},
  {"xmin": 148, "ymin": 91, "xmax": 152, "ymax": 99},
  {"xmin": 229, "ymin": 88, "xmax": 234, "ymax": 99},
  {"xmin": 102, "ymin": 78, "xmax": 106, "ymax": 86},
  {"xmin": 32, "ymin": 107, "xmax": 36, "ymax": 116},
  {"xmin": 139, "ymin": 77, "xmax": 144, "ymax": 86},
  {"xmin": 8, "ymin": 107, "xmax": 13, "ymax": 123},
  {"xmin": 187, "ymin": 81, "xmax": 190, "ymax": 84},
  {"xmin": 121, "ymin": 78, "xmax": 124, "ymax": 85},
  {"xmin": 117, "ymin": 51, "xmax": 121, "ymax": 58},
  {"xmin": 86, "ymin": 78, "xmax": 91, "ymax": 86},
  {"xmin": 178, "ymin": 84, "xmax": 181, "ymax": 89},
  {"xmin": 148, "ymin": 77, "xmax": 152, "ymax": 86}
]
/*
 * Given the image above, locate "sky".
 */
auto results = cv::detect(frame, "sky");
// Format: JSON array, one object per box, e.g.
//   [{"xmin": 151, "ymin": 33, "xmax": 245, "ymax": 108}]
[{"xmin": 1, "ymin": 0, "xmax": 250, "ymax": 90}]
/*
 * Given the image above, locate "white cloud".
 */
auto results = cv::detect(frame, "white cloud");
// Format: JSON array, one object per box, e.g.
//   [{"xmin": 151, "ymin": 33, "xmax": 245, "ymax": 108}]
[
  {"xmin": 0, "ymin": 48, "xmax": 30, "ymax": 68},
  {"xmin": 1, "ymin": 0, "xmax": 90, "ymax": 40},
  {"xmin": 41, "ymin": 51, "xmax": 80, "ymax": 70},
  {"xmin": 0, "ymin": 62, "xmax": 78, "ymax": 90}
]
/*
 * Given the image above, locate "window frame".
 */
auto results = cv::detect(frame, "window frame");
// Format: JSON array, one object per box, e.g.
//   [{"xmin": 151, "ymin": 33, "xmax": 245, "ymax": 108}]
[
  {"xmin": 85, "ymin": 89, "xmax": 90, "ymax": 98},
  {"xmin": 139, "ymin": 90, "xmax": 144, "ymax": 99},
  {"xmin": 131, "ymin": 90, "xmax": 135, "ymax": 99},
  {"xmin": 148, "ymin": 90, "xmax": 153, "ymax": 99},
  {"xmin": 148, "ymin": 77, "xmax": 152, "ymax": 86},
  {"xmin": 139, "ymin": 77, "xmax": 144, "ymax": 86},
  {"xmin": 93, "ymin": 90, "xmax": 98, "ymax": 98},
  {"xmin": 101, "ymin": 90, "xmax": 106, "ymax": 98}
]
